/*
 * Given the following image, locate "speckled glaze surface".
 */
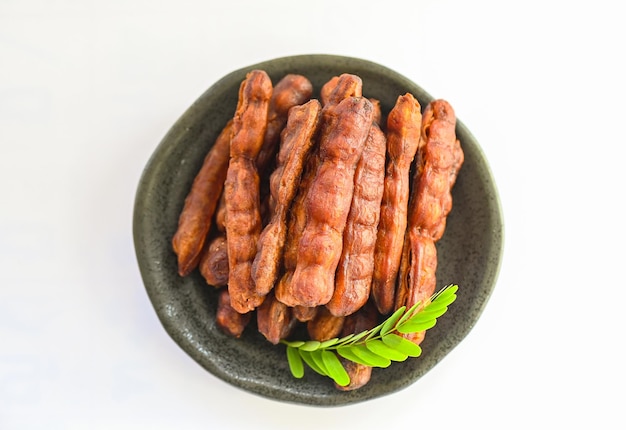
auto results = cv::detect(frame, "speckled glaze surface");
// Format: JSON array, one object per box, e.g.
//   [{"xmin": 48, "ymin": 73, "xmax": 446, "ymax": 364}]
[{"xmin": 133, "ymin": 54, "xmax": 504, "ymax": 407}]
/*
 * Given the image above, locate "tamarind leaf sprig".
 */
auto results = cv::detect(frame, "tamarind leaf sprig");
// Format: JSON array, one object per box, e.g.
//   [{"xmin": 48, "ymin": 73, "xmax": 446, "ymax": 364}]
[{"xmin": 281, "ymin": 284, "xmax": 458, "ymax": 386}]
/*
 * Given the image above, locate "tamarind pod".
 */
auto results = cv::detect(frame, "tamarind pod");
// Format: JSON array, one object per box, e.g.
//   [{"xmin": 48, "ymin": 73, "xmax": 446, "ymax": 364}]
[
  {"xmin": 395, "ymin": 234, "xmax": 438, "ymax": 345},
  {"xmin": 272, "ymin": 152, "xmax": 317, "ymax": 307},
  {"xmin": 198, "ymin": 233, "xmax": 229, "ymax": 287},
  {"xmin": 256, "ymin": 74, "xmax": 313, "ymax": 173},
  {"xmin": 369, "ymin": 98, "xmax": 382, "ymax": 126},
  {"xmin": 342, "ymin": 299, "xmax": 380, "ymax": 336},
  {"xmin": 214, "ymin": 182, "xmax": 271, "ymax": 237},
  {"xmin": 336, "ymin": 359, "xmax": 373, "ymax": 392},
  {"xmin": 408, "ymin": 100, "xmax": 464, "ymax": 241},
  {"xmin": 320, "ymin": 76, "xmax": 339, "ymax": 106},
  {"xmin": 259, "ymin": 191, "xmax": 273, "ymax": 227},
  {"xmin": 326, "ymin": 123, "xmax": 386, "ymax": 317},
  {"xmin": 210, "ymin": 161, "xmax": 269, "ymax": 286},
  {"xmin": 275, "ymin": 74, "xmax": 363, "ymax": 307},
  {"xmin": 200, "ymin": 192, "xmax": 228, "ymax": 288},
  {"xmin": 171, "ymin": 120, "xmax": 233, "ymax": 276},
  {"xmin": 276, "ymin": 143, "xmax": 318, "ymax": 277},
  {"xmin": 218, "ymin": 151, "xmax": 279, "ymax": 230},
  {"xmin": 371, "ymin": 93, "xmax": 422, "ymax": 314},
  {"xmin": 286, "ymin": 96, "xmax": 374, "ymax": 308},
  {"xmin": 306, "ymin": 306, "xmax": 345, "ymax": 342},
  {"xmin": 224, "ymin": 70, "xmax": 273, "ymax": 313},
  {"xmin": 227, "ymin": 70, "xmax": 273, "ymax": 158},
  {"xmin": 320, "ymin": 74, "xmax": 363, "ymax": 107},
  {"xmin": 225, "ymin": 160, "xmax": 265, "ymax": 312},
  {"xmin": 334, "ymin": 301, "xmax": 379, "ymax": 391},
  {"xmin": 267, "ymin": 99, "xmax": 321, "ymax": 213},
  {"xmin": 278, "ymin": 168, "xmax": 308, "ymax": 274},
  {"xmin": 292, "ymin": 305, "xmax": 318, "ymax": 322},
  {"xmin": 204, "ymin": 186, "xmax": 269, "ymax": 290},
  {"xmin": 252, "ymin": 100, "xmax": 322, "ymax": 297},
  {"xmin": 395, "ymin": 99, "xmax": 463, "ymax": 345},
  {"xmin": 215, "ymin": 191, "xmax": 227, "ymax": 232},
  {"xmin": 256, "ymin": 291, "xmax": 297, "ymax": 345},
  {"xmin": 395, "ymin": 230, "xmax": 412, "ymax": 316},
  {"xmin": 216, "ymin": 288, "xmax": 252, "ymax": 338}
]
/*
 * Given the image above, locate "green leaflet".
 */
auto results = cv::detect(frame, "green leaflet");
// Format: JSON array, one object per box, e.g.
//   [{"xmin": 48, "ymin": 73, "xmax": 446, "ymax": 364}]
[
  {"xmin": 318, "ymin": 338, "xmax": 340, "ymax": 349},
  {"xmin": 381, "ymin": 333, "xmax": 422, "ymax": 357},
  {"xmin": 365, "ymin": 339, "xmax": 409, "ymax": 362},
  {"xmin": 280, "ymin": 284, "xmax": 458, "ymax": 386},
  {"xmin": 299, "ymin": 340, "xmax": 322, "ymax": 351},
  {"xmin": 321, "ymin": 350, "xmax": 350, "ymax": 386},
  {"xmin": 351, "ymin": 344, "xmax": 391, "ymax": 368},
  {"xmin": 427, "ymin": 286, "xmax": 457, "ymax": 311},
  {"xmin": 298, "ymin": 350, "xmax": 326, "ymax": 376},
  {"xmin": 397, "ymin": 301, "xmax": 422, "ymax": 326},
  {"xmin": 309, "ymin": 349, "xmax": 329, "ymax": 375},
  {"xmin": 397, "ymin": 318, "xmax": 437, "ymax": 333},
  {"xmin": 286, "ymin": 346, "xmax": 304, "ymax": 378},
  {"xmin": 285, "ymin": 340, "xmax": 306, "ymax": 348},
  {"xmin": 380, "ymin": 307, "xmax": 406, "ymax": 336},
  {"xmin": 335, "ymin": 333, "xmax": 357, "ymax": 344},
  {"xmin": 409, "ymin": 306, "xmax": 448, "ymax": 321},
  {"xmin": 336, "ymin": 346, "xmax": 373, "ymax": 367},
  {"xmin": 423, "ymin": 294, "xmax": 456, "ymax": 312}
]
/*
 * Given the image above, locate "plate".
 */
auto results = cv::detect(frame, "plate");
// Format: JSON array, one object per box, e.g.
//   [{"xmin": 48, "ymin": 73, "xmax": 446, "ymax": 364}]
[{"xmin": 133, "ymin": 54, "xmax": 504, "ymax": 406}]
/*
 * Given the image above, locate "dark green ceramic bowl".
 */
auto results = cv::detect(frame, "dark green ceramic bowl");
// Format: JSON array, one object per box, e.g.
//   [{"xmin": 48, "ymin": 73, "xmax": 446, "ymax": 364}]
[{"xmin": 133, "ymin": 54, "xmax": 504, "ymax": 406}]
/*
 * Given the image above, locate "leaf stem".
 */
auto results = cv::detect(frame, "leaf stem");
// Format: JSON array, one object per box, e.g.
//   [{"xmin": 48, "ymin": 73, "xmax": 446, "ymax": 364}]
[{"xmin": 281, "ymin": 284, "xmax": 459, "ymax": 384}]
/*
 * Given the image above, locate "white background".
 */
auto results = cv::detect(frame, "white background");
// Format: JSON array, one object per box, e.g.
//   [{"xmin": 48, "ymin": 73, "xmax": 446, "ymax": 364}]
[{"xmin": 2, "ymin": 1, "xmax": 624, "ymax": 428}]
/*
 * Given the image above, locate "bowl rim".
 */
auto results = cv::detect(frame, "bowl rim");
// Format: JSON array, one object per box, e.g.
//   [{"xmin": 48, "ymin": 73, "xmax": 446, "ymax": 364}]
[{"xmin": 133, "ymin": 53, "xmax": 505, "ymax": 406}]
